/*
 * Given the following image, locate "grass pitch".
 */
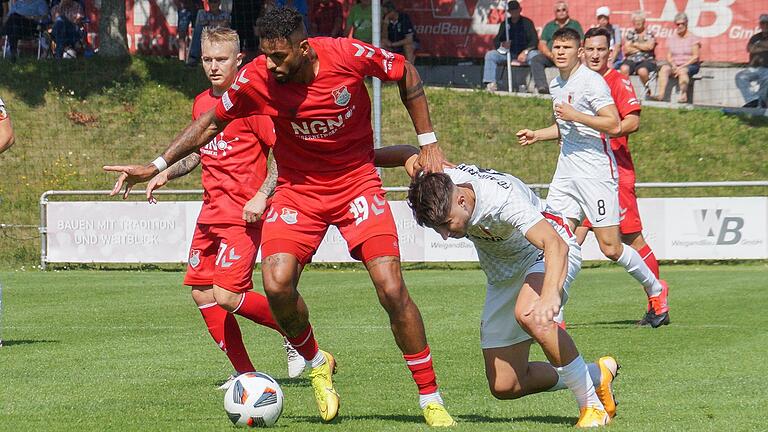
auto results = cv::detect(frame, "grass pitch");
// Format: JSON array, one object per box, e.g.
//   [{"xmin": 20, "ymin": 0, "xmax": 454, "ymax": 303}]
[{"xmin": 1, "ymin": 264, "xmax": 766, "ymax": 431}]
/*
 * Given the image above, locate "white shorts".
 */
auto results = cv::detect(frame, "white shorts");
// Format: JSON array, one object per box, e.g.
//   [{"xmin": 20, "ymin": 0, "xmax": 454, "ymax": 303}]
[
  {"xmin": 479, "ymin": 216, "xmax": 583, "ymax": 349},
  {"xmin": 546, "ymin": 177, "xmax": 620, "ymax": 228}
]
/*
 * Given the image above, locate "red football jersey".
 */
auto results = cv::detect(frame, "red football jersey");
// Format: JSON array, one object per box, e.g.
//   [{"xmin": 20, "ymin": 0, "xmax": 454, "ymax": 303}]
[
  {"xmin": 214, "ymin": 37, "xmax": 406, "ymax": 187},
  {"xmin": 603, "ymin": 69, "xmax": 641, "ymax": 181},
  {"xmin": 193, "ymin": 89, "xmax": 275, "ymax": 226}
]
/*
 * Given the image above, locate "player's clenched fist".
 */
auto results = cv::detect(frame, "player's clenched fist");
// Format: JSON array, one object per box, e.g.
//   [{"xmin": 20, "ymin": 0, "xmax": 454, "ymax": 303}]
[
  {"xmin": 553, "ymin": 102, "xmax": 579, "ymax": 121},
  {"xmin": 243, "ymin": 192, "xmax": 268, "ymax": 223},
  {"xmin": 516, "ymin": 129, "xmax": 538, "ymax": 146}
]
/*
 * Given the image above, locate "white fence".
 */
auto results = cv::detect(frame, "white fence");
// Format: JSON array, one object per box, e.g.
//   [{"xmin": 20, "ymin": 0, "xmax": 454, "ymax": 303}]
[{"xmin": 40, "ymin": 182, "xmax": 768, "ymax": 268}]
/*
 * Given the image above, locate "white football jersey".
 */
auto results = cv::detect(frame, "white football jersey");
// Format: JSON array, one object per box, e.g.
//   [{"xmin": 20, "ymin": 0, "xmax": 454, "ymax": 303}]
[
  {"xmin": 446, "ymin": 164, "xmax": 547, "ymax": 285},
  {"xmin": 549, "ymin": 64, "xmax": 618, "ymax": 180}
]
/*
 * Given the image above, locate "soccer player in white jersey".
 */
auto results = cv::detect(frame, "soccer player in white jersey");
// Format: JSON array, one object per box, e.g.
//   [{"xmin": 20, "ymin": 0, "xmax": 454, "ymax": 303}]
[
  {"xmin": 516, "ymin": 27, "xmax": 669, "ymax": 328},
  {"xmin": 376, "ymin": 145, "xmax": 618, "ymax": 428}
]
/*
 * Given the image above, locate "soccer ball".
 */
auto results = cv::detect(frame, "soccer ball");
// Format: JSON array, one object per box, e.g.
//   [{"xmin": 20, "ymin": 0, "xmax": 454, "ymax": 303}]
[{"xmin": 223, "ymin": 372, "xmax": 284, "ymax": 427}]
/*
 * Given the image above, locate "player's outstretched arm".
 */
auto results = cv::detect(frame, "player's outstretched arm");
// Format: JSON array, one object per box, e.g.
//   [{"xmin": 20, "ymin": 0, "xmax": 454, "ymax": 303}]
[
  {"xmin": 522, "ymin": 220, "xmax": 569, "ymax": 327},
  {"xmin": 146, "ymin": 152, "xmax": 201, "ymax": 203},
  {"xmin": 373, "ymin": 145, "xmax": 419, "ymax": 168},
  {"xmin": 554, "ymin": 102, "xmax": 621, "ymax": 136},
  {"xmin": 397, "ymin": 62, "xmax": 446, "ymax": 173},
  {"xmin": 516, "ymin": 124, "xmax": 559, "ymax": 146},
  {"xmin": 104, "ymin": 109, "xmax": 226, "ymax": 199}
]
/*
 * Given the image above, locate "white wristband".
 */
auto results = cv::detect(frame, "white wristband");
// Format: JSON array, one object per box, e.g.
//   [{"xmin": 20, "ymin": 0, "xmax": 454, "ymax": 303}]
[
  {"xmin": 417, "ymin": 132, "xmax": 437, "ymax": 146},
  {"xmin": 151, "ymin": 156, "xmax": 168, "ymax": 172}
]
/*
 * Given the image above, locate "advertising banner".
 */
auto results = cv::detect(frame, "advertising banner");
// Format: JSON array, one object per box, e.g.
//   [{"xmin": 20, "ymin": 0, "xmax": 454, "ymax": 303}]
[
  {"xmin": 45, "ymin": 197, "xmax": 767, "ymax": 264},
  {"xmin": 82, "ymin": 0, "xmax": 762, "ymax": 62}
]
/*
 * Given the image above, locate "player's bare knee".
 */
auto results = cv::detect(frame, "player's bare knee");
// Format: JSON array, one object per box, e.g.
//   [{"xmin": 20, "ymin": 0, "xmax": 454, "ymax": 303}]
[
  {"xmin": 262, "ymin": 264, "xmax": 296, "ymax": 297},
  {"xmin": 600, "ymin": 242, "xmax": 623, "ymax": 261},
  {"xmin": 488, "ymin": 379, "xmax": 525, "ymax": 400},
  {"xmin": 213, "ymin": 286, "xmax": 241, "ymax": 311},
  {"xmin": 190, "ymin": 286, "xmax": 214, "ymax": 305},
  {"xmin": 375, "ymin": 278, "xmax": 409, "ymax": 312}
]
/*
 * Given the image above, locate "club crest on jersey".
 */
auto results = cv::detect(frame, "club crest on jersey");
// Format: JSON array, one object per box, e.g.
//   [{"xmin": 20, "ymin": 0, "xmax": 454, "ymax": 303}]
[
  {"xmin": 280, "ymin": 208, "xmax": 298, "ymax": 225},
  {"xmin": 332, "ymin": 86, "xmax": 351, "ymax": 107},
  {"xmin": 189, "ymin": 249, "xmax": 201, "ymax": 268}
]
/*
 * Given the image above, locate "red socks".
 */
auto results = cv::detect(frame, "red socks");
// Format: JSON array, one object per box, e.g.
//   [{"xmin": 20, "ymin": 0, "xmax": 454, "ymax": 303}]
[
  {"xmin": 232, "ymin": 291, "xmax": 283, "ymax": 334},
  {"xmin": 286, "ymin": 324, "xmax": 319, "ymax": 361},
  {"xmin": 403, "ymin": 346, "xmax": 439, "ymax": 395},
  {"xmin": 198, "ymin": 303, "xmax": 255, "ymax": 374},
  {"xmin": 638, "ymin": 244, "xmax": 660, "ymax": 279}
]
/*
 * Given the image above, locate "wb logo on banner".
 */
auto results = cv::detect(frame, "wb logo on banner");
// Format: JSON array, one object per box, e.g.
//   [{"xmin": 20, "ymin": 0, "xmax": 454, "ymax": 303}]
[{"xmin": 694, "ymin": 209, "xmax": 743, "ymax": 245}]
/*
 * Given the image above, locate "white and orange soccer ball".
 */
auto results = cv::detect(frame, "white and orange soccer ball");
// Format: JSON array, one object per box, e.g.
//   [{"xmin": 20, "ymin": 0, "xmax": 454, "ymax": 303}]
[{"xmin": 224, "ymin": 372, "xmax": 284, "ymax": 427}]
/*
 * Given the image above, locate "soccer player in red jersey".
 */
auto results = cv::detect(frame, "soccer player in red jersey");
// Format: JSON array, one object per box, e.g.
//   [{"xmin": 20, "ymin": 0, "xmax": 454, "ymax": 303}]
[
  {"xmin": 578, "ymin": 27, "xmax": 668, "ymax": 327},
  {"xmin": 104, "ymin": 8, "xmax": 454, "ymax": 426},
  {"xmin": 134, "ymin": 28, "xmax": 304, "ymax": 385}
]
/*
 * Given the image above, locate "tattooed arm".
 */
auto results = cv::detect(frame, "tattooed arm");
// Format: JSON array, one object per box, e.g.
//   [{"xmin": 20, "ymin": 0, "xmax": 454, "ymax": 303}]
[
  {"xmin": 397, "ymin": 61, "xmax": 446, "ymax": 173},
  {"xmin": 244, "ymin": 155, "xmax": 277, "ymax": 223},
  {"xmin": 145, "ymin": 152, "xmax": 201, "ymax": 202}
]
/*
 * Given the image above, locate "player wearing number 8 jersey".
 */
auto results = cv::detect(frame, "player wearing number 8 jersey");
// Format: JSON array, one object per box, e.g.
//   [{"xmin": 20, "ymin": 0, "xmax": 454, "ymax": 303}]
[
  {"xmin": 577, "ymin": 27, "xmax": 668, "ymax": 326},
  {"xmin": 103, "ymin": 7, "xmax": 454, "ymax": 426},
  {"xmin": 516, "ymin": 27, "xmax": 669, "ymax": 328}
]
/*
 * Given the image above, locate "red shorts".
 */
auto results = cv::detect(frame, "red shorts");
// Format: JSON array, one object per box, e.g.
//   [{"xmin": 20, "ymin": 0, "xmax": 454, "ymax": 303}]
[
  {"xmin": 183, "ymin": 223, "xmax": 260, "ymax": 292},
  {"xmin": 582, "ymin": 180, "xmax": 643, "ymax": 234},
  {"xmin": 260, "ymin": 184, "xmax": 400, "ymax": 264}
]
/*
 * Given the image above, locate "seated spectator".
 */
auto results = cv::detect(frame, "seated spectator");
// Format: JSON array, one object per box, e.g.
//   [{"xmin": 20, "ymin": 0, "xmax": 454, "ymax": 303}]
[
  {"xmin": 620, "ymin": 10, "xmax": 656, "ymax": 88},
  {"xmin": 650, "ymin": 13, "xmax": 700, "ymax": 103},
  {"xmin": 2, "ymin": 0, "xmax": 49, "ymax": 61},
  {"xmin": 346, "ymin": 0, "xmax": 372, "ymax": 43},
  {"xmin": 595, "ymin": 6, "xmax": 622, "ymax": 67},
  {"xmin": 309, "ymin": 0, "xmax": 342, "ymax": 37},
  {"xmin": 529, "ymin": 1, "xmax": 583, "ymax": 94},
  {"xmin": 0, "ymin": 96, "xmax": 14, "ymax": 154},
  {"xmin": 381, "ymin": 1, "xmax": 418, "ymax": 63},
  {"xmin": 735, "ymin": 14, "xmax": 768, "ymax": 108},
  {"xmin": 50, "ymin": 0, "xmax": 84, "ymax": 59},
  {"xmin": 186, "ymin": 0, "xmax": 231, "ymax": 65},
  {"xmin": 176, "ymin": 0, "xmax": 202, "ymax": 62},
  {"xmin": 481, "ymin": 1, "xmax": 537, "ymax": 92}
]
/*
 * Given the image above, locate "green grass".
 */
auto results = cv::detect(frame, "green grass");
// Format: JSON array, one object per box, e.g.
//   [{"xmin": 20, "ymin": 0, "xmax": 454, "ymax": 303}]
[
  {"xmin": 1, "ymin": 264, "xmax": 767, "ymax": 430},
  {"xmin": 0, "ymin": 57, "xmax": 766, "ymax": 266}
]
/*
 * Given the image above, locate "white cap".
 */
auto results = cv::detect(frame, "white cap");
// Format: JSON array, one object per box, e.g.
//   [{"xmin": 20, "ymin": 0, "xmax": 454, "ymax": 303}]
[{"xmin": 596, "ymin": 6, "xmax": 610, "ymax": 17}]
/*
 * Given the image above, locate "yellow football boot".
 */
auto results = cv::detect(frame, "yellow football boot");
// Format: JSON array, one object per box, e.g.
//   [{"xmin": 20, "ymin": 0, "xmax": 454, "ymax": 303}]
[
  {"xmin": 423, "ymin": 402, "xmax": 456, "ymax": 427},
  {"xmin": 308, "ymin": 350, "xmax": 340, "ymax": 422},
  {"xmin": 595, "ymin": 356, "xmax": 619, "ymax": 418}
]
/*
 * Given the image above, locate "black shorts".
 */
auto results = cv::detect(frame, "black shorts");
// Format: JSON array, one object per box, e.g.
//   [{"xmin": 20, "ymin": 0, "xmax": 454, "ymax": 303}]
[{"xmin": 621, "ymin": 58, "xmax": 657, "ymax": 74}]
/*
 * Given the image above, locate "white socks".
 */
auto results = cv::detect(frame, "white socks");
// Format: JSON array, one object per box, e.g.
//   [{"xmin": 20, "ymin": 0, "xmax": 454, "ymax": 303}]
[
  {"xmin": 308, "ymin": 350, "xmax": 326, "ymax": 368},
  {"xmin": 419, "ymin": 391, "xmax": 444, "ymax": 409},
  {"xmin": 548, "ymin": 362, "xmax": 601, "ymax": 392},
  {"xmin": 617, "ymin": 244, "xmax": 663, "ymax": 297},
  {"xmin": 555, "ymin": 355, "xmax": 603, "ymax": 409}
]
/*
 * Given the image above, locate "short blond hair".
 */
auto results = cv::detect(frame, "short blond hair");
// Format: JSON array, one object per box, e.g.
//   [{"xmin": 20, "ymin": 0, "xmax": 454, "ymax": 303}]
[{"xmin": 200, "ymin": 27, "xmax": 240, "ymax": 53}]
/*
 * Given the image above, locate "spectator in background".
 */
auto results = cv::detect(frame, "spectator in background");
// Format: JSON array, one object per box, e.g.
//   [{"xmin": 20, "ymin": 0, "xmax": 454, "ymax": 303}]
[
  {"xmin": 650, "ymin": 12, "xmax": 700, "ymax": 103},
  {"xmin": 176, "ymin": 0, "xmax": 202, "ymax": 62},
  {"xmin": 2, "ymin": 0, "xmax": 49, "ymax": 61},
  {"xmin": 50, "ymin": 0, "xmax": 84, "ymax": 59},
  {"xmin": 381, "ymin": 1, "xmax": 417, "ymax": 63},
  {"xmin": 481, "ymin": 1, "xmax": 537, "ymax": 92},
  {"xmin": 186, "ymin": 0, "xmax": 231, "ymax": 66},
  {"xmin": 620, "ymin": 11, "xmax": 656, "ymax": 89},
  {"xmin": 230, "ymin": 0, "xmax": 263, "ymax": 54},
  {"xmin": 735, "ymin": 14, "xmax": 768, "ymax": 108},
  {"xmin": 0, "ymin": 97, "xmax": 14, "ymax": 154},
  {"xmin": 595, "ymin": 6, "xmax": 621, "ymax": 67},
  {"xmin": 346, "ymin": 0, "xmax": 372, "ymax": 43},
  {"xmin": 309, "ymin": 0, "xmax": 342, "ymax": 37},
  {"xmin": 2, "ymin": 0, "xmax": 9, "ymax": 25},
  {"xmin": 529, "ymin": 1, "xmax": 583, "ymax": 94}
]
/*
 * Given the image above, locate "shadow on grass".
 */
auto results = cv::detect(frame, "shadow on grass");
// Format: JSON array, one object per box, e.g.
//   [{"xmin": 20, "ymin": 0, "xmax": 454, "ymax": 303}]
[
  {"xmin": 276, "ymin": 377, "xmax": 310, "ymax": 388},
  {"xmin": 1, "ymin": 339, "xmax": 59, "ymax": 347},
  {"xmin": 460, "ymin": 414, "xmax": 573, "ymax": 426},
  {"xmin": 567, "ymin": 320, "xmax": 638, "ymax": 328},
  {"xmin": 286, "ymin": 414, "xmax": 423, "ymax": 425}
]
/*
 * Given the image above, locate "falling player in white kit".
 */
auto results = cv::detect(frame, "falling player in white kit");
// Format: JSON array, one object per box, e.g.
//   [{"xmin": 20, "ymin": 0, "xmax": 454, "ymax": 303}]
[
  {"xmin": 516, "ymin": 27, "xmax": 669, "ymax": 327},
  {"xmin": 376, "ymin": 145, "xmax": 618, "ymax": 428}
]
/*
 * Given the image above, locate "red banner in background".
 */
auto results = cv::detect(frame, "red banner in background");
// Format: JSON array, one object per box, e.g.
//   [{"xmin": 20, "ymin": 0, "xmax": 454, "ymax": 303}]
[
  {"xmin": 403, "ymin": 0, "xmax": 762, "ymax": 63},
  {"xmin": 82, "ymin": 0, "xmax": 761, "ymax": 62}
]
